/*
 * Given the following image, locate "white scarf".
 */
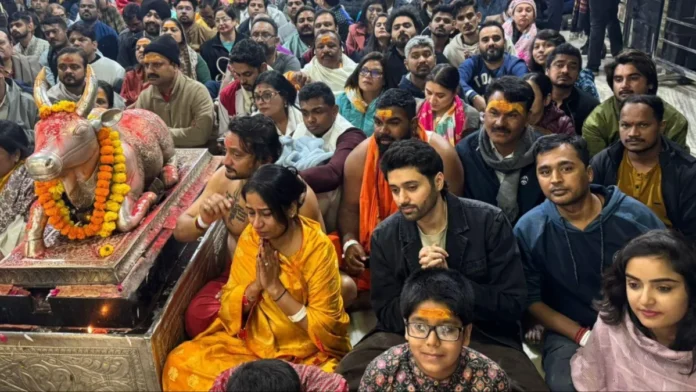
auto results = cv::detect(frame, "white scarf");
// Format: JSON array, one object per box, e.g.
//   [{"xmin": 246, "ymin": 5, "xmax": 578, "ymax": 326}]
[
  {"xmin": 292, "ymin": 113, "xmax": 354, "ymax": 152},
  {"xmin": 301, "ymin": 54, "xmax": 357, "ymax": 94},
  {"xmin": 252, "ymin": 105, "xmax": 304, "ymax": 136}
]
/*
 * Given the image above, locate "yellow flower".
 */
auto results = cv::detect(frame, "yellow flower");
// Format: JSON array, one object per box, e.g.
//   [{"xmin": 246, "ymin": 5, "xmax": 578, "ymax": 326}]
[
  {"xmin": 110, "ymin": 194, "xmax": 124, "ymax": 203},
  {"xmin": 112, "ymin": 173, "xmax": 127, "ymax": 183},
  {"xmin": 113, "ymin": 163, "xmax": 126, "ymax": 173},
  {"xmin": 98, "ymin": 244, "xmax": 114, "ymax": 257},
  {"xmin": 114, "ymin": 155, "xmax": 126, "ymax": 164},
  {"xmin": 112, "ymin": 184, "xmax": 131, "ymax": 195},
  {"xmin": 106, "ymin": 201, "xmax": 121, "ymax": 212},
  {"xmin": 110, "ymin": 131, "xmax": 119, "ymax": 140},
  {"xmin": 111, "ymin": 140, "xmax": 121, "ymax": 148},
  {"xmin": 104, "ymin": 212, "xmax": 119, "ymax": 222}
]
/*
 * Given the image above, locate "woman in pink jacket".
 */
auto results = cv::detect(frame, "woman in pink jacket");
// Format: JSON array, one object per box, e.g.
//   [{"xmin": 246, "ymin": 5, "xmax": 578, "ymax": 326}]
[{"xmin": 345, "ymin": 0, "xmax": 386, "ymax": 57}]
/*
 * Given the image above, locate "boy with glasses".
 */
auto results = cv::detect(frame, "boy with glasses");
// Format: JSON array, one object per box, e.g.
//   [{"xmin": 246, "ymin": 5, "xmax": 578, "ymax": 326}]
[{"xmin": 360, "ymin": 268, "xmax": 511, "ymax": 391}]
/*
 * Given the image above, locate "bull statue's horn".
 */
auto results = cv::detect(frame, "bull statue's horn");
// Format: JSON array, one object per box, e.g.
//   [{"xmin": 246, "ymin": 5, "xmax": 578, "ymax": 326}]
[
  {"xmin": 33, "ymin": 67, "xmax": 51, "ymax": 109},
  {"xmin": 76, "ymin": 65, "xmax": 98, "ymax": 118}
]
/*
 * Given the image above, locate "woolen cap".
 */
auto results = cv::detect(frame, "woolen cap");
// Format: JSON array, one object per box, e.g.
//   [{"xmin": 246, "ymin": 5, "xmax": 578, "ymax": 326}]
[{"xmin": 143, "ymin": 35, "xmax": 181, "ymax": 66}]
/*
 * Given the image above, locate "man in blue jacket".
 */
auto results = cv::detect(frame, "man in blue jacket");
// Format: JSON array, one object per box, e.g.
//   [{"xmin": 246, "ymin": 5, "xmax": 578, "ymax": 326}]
[
  {"xmin": 514, "ymin": 134, "xmax": 665, "ymax": 391},
  {"xmin": 457, "ymin": 20, "xmax": 527, "ymax": 111}
]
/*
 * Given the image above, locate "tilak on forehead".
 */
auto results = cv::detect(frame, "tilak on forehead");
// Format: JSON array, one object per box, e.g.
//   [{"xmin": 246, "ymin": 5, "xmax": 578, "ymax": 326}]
[
  {"xmin": 376, "ymin": 109, "xmax": 393, "ymax": 121},
  {"xmin": 415, "ymin": 307, "xmax": 453, "ymax": 321},
  {"xmin": 319, "ymin": 35, "xmax": 333, "ymax": 44},
  {"xmin": 486, "ymin": 99, "xmax": 526, "ymax": 114},
  {"xmin": 144, "ymin": 52, "xmax": 167, "ymax": 62}
]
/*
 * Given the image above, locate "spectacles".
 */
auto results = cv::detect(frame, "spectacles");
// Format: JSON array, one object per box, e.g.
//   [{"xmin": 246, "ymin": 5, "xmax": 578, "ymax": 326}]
[
  {"xmin": 215, "ymin": 17, "xmax": 232, "ymax": 24},
  {"xmin": 405, "ymin": 322, "xmax": 464, "ymax": 341},
  {"xmin": 254, "ymin": 91, "xmax": 279, "ymax": 103},
  {"xmin": 360, "ymin": 68, "xmax": 383, "ymax": 78}
]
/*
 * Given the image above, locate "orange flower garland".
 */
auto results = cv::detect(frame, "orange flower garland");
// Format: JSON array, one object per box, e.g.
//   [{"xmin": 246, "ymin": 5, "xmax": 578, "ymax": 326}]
[
  {"xmin": 39, "ymin": 101, "xmax": 77, "ymax": 120},
  {"xmin": 34, "ymin": 128, "xmax": 130, "ymax": 240}
]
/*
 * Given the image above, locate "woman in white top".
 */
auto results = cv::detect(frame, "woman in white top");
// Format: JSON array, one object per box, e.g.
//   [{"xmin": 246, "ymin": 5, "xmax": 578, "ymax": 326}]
[{"xmin": 253, "ymin": 70, "xmax": 303, "ymax": 136}]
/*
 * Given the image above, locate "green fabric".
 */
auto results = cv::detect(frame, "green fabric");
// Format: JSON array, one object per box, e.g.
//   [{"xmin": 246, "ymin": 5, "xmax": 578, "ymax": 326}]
[
  {"xmin": 582, "ymin": 96, "xmax": 689, "ymax": 157},
  {"xmin": 195, "ymin": 53, "xmax": 212, "ymax": 83},
  {"xmin": 285, "ymin": 32, "xmax": 309, "ymax": 59},
  {"xmin": 222, "ymin": 41, "xmax": 234, "ymax": 52},
  {"xmin": 336, "ymin": 92, "xmax": 380, "ymax": 137}
]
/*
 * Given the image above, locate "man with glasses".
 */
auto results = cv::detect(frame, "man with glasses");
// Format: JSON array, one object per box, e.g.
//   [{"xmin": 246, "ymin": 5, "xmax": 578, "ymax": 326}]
[
  {"xmin": 134, "ymin": 35, "xmax": 214, "ymax": 147},
  {"xmin": 174, "ymin": 0, "xmax": 215, "ymax": 52},
  {"xmin": 337, "ymin": 139, "xmax": 547, "ymax": 391},
  {"xmin": 360, "ymin": 268, "xmax": 511, "ymax": 391},
  {"xmin": 250, "ymin": 16, "xmax": 300, "ymax": 75}
]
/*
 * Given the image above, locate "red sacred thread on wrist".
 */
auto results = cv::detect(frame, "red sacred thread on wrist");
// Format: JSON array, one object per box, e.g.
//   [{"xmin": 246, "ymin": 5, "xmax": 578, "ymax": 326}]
[
  {"xmin": 242, "ymin": 295, "xmax": 250, "ymax": 307},
  {"xmin": 574, "ymin": 327, "xmax": 588, "ymax": 344}
]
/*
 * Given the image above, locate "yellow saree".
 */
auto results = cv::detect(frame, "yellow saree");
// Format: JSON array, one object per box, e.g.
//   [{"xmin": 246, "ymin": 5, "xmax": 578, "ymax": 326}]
[{"xmin": 162, "ymin": 217, "xmax": 351, "ymax": 391}]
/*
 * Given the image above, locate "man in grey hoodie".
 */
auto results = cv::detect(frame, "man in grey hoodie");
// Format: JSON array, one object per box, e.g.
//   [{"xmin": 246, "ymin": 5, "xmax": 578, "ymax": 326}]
[{"xmin": 514, "ymin": 134, "xmax": 665, "ymax": 391}]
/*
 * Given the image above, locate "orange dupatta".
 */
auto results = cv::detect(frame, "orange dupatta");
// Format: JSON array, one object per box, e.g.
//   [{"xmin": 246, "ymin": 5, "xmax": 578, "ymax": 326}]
[{"xmin": 359, "ymin": 128, "xmax": 428, "ymax": 253}]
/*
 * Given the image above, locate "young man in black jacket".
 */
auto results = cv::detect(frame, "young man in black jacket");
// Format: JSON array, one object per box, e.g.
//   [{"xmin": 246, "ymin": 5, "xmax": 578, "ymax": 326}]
[
  {"xmin": 336, "ymin": 139, "xmax": 548, "ymax": 392},
  {"xmin": 547, "ymin": 43, "xmax": 599, "ymax": 133},
  {"xmin": 591, "ymin": 95, "xmax": 696, "ymax": 240}
]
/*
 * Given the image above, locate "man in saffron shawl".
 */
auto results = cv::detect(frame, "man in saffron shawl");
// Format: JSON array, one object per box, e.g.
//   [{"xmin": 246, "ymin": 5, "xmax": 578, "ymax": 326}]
[{"xmin": 336, "ymin": 88, "xmax": 464, "ymax": 303}]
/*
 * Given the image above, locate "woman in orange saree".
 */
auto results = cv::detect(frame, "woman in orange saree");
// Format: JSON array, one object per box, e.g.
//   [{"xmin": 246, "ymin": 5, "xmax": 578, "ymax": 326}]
[{"xmin": 162, "ymin": 165, "xmax": 351, "ymax": 391}]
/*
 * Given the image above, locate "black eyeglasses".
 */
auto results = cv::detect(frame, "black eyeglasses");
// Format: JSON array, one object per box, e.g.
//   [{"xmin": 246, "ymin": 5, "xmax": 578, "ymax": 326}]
[
  {"xmin": 405, "ymin": 322, "xmax": 464, "ymax": 341},
  {"xmin": 253, "ymin": 91, "xmax": 279, "ymax": 103}
]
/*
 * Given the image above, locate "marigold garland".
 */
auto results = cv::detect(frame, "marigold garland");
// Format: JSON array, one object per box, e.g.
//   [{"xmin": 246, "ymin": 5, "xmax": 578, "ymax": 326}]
[
  {"xmin": 34, "ymin": 127, "xmax": 130, "ymax": 241},
  {"xmin": 39, "ymin": 100, "xmax": 77, "ymax": 119}
]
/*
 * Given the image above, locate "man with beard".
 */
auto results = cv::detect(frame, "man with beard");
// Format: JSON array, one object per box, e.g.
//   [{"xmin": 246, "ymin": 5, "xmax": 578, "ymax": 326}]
[
  {"xmin": 296, "ymin": 9, "xmax": 337, "ymax": 65},
  {"xmin": 337, "ymin": 139, "xmax": 549, "ymax": 392},
  {"xmin": 46, "ymin": 47, "xmax": 90, "ymax": 102},
  {"xmin": 219, "ymin": 39, "xmax": 267, "ymax": 125},
  {"xmin": 67, "ymin": 22, "xmax": 125, "ymax": 90},
  {"xmin": 398, "ymin": 35, "xmax": 436, "ymax": 98},
  {"xmin": 335, "ymin": 89, "xmax": 463, "ymax": 309},
  {"xmin": 116, "ymin": 3, "xmax": 145, "ymax": 68},
  {"xmin": 514, "ymin": 133, "xmax": 664, "ymax": 391},
  {"xmin": 32, "ymin": 0, "xmax": 50, "ymax": 22},
  {"xmin": 458, "ymin": 20, "xmax": 527, "ymax": 112},
  {"xmin": 134, "ymin": 35, "xmax": 214, "ymax": 147},
  {"xmin": 546, "ymin": 43, "xmax": 598, "ymax": 133},
  {"xmin": 10, "ymin": 12, "xmax": 49, "ymax": 56},
  {"xmin": 174, "ymin": 0, "xmax": 214, "ymax": 52},
  {"xmin": 582, "ymin": 50, "xmax": 688, "ymax": 157},
  {"xmin": 0, "ymin": 28, "xmax": 41, "ymax": 89},
  {"xmin": 426, "ymin": 4, "xmax": 454, "ymax": 55},
  {"xmin": 285, "ymin": 6, "xmax": 314, "ymax": 59},
  {"xmin": 456, "ymin": 76, "xmax": 545, "ymax": 224},
  {"xmin": 173, "ymin": 114, "xmax": 325, "ymax": 338},
  {"xmin": 77, "ymin": 0, "xmax": 119, "ymax": 60},
  {"xmin": 141, "ymin": 0, "xmax": 169, "ymax": 40},
  {"xmin": 39, "ymin": 16, "xmax": 70, "ymax": 85},
  {"xmin": 590, "ymin": 95, "xmax": 696, "ymax": 239},
  {"xmin": 284, "ymin": 0, "xmax": 305, "ymax": 25},
  {"xmin": 250, "ymin": 17, "xmax": 300, "ymax": 75},
  {"xmin": 384, "ymin": 7, "xmax": 421, "ymax": 89},
  {"xmin": 444, "ymin": 0, "xmax": 516, "ymax": 68}
]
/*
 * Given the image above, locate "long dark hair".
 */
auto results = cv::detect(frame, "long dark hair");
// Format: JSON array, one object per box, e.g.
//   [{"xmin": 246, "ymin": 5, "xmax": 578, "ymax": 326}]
[
  {"xmin": 344, "ymin": 51, "xmax": 386, "ymax": 90},
  {"xmin": 425, "ymin": 63, "xmax": 459, "ymax": 93},
  {"xmin": 596, "ymin": 230, "xmax": 696, "ymax": 374},
  {"xmin": 0, "ymin": 120, "xmax": 30, "ymax": 160},
  {"xmin": 528, "ymin": 29, "xmax": 565, "ymax": 72},
  {"xmin": 362, "ymin": 13, "xmax": 389, "ymax": 54},
  {"xmin": 241, "ymin": 165, "xmax": 306, "ymax": 230},
  {"xmin": 357, "ymin": 0, "xmax": 387, "ymax": 27}
]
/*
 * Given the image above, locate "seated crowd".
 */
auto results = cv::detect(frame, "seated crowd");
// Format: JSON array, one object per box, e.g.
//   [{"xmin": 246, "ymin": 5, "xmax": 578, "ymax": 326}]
[{"xmin": 0, "ymin": 0, "xmax": 695, "ymax": 391}]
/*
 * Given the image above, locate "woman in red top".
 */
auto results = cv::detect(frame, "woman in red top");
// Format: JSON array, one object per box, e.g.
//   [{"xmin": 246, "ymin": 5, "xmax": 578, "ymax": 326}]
[
  {"xmin": 345, "ymin": 0, "xmax": 386, "ymax": 57},
  {"xmin": 120, "ymin": 37, "xmax": 150, "ymax": 106}
]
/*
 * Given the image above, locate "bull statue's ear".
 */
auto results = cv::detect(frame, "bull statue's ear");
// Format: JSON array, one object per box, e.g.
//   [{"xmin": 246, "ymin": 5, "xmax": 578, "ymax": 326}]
[{"xmin": 90, "ymin": 108, "xmax": 124, "ymax": 131}]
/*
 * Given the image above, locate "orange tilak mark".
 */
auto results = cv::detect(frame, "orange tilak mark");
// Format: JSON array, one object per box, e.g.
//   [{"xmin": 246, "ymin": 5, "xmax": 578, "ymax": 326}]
[
  {"xmin": 376, "ymin": 109, "xmax": 393, "ymax": 120},
  {"xmin": 415, "ymin": 308, "xmax": 452, "ymax": 321},
  {"xmin": 486, "ymin": 99, "xmax": 526, "ymax": 115},
  {"xmin": 319, "ymin": 35, "xmax": 332, "ymax": 44}
]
